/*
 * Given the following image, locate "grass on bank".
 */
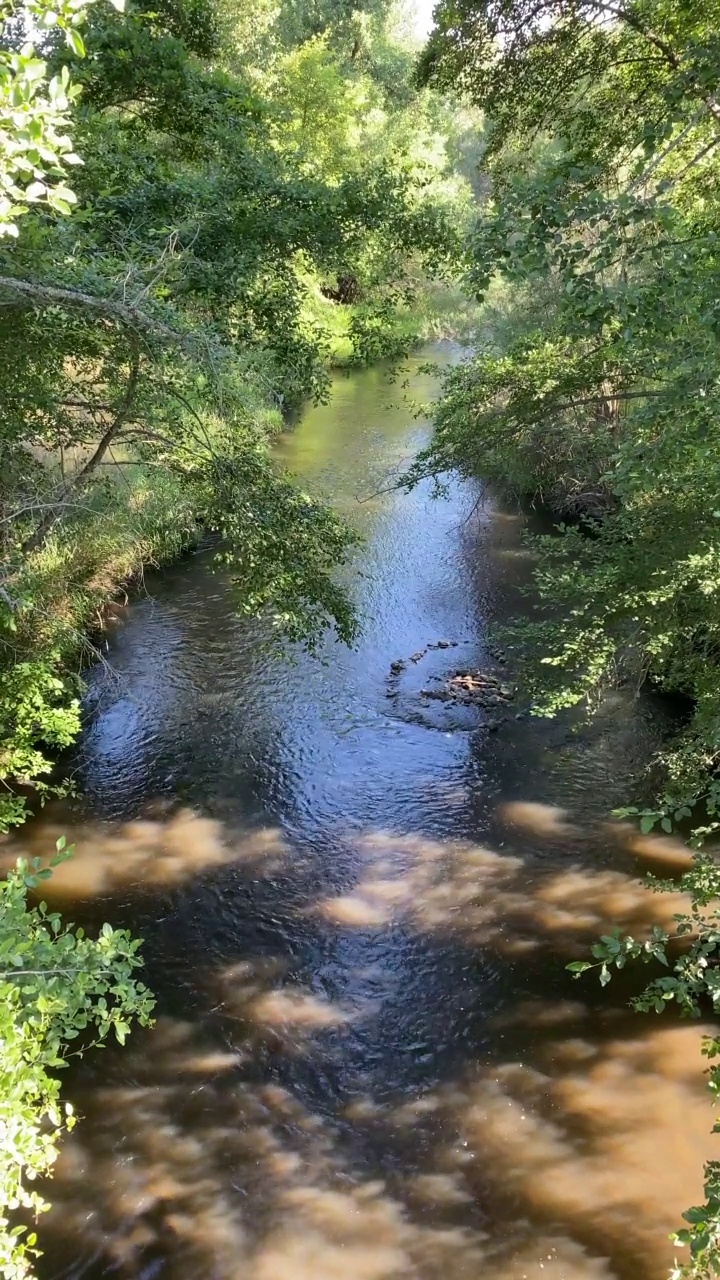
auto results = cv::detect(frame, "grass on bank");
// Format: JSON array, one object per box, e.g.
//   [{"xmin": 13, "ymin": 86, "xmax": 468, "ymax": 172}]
[{"xmin": 303, "ymin": 270, "xmax": 481, "ymax": 366}]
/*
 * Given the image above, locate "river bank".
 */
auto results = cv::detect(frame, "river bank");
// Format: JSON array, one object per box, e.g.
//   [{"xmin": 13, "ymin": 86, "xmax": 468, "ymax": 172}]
[{"xmin": 2, "ymin": 347, "xmax": 711, "ymax": 1280}]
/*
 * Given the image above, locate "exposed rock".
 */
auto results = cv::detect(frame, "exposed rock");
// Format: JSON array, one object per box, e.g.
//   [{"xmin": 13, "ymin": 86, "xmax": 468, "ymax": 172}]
[
  {"xmin": 388, "ymin": 648, "xmax": 514, "ymax": 718},
  {"xmin": 417, "ymin": 668, "xmax": 517, "ymax": 710}
]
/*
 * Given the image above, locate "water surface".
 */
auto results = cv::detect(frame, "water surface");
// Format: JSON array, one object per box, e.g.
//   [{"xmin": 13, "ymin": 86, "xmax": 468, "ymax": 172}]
[{"xmin": 9, "ymin": 348, "xmax": 714, "ymax": 1280}]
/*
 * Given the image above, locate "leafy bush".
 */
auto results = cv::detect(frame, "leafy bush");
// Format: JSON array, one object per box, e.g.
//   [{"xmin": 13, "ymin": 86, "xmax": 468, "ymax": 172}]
[{"xmin": 0, "ymin": 840, "xmax": 154, "ymax": 1278}]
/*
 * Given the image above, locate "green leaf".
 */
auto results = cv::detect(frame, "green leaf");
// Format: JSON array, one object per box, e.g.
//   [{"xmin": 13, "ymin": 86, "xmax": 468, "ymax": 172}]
[
  {"xmin": 65, "ymin": 27, "xmax": 85, "ymax": 57},
  {"xmin": 46, "ymin": 195, "xmax": 73, "ymax": 215}
]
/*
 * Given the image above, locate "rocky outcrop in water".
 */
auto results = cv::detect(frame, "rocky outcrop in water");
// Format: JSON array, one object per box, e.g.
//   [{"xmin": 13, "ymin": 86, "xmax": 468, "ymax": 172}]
[
  {"xmin": 385, "ymin": 642, "xmax": 514, "ymax": 729},
  {"xmin": 421, "ymin": 669, "xmax": 514, "ymax": 709}
]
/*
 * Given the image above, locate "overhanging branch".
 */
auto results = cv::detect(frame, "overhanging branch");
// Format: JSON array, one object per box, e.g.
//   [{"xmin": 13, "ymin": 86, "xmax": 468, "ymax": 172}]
[{"xmin": 0, "ymin": 275, "xmax": 185, "ymax": 345}]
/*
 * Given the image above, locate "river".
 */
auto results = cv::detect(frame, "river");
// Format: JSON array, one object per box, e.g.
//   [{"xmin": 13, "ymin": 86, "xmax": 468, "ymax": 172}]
[{"xmin": 7, "ymin": 346, "xmax": 716, "ymax": 1280}]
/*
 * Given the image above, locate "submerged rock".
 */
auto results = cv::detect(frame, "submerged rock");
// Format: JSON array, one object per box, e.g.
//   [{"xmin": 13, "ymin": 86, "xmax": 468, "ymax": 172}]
[
  {"xmin": 388, "ymin": 648, "xmax": 514, "ymax": 721},
  {"xmin": 417, "ymin": 668, "xmax": 515, "ymax": 712}
]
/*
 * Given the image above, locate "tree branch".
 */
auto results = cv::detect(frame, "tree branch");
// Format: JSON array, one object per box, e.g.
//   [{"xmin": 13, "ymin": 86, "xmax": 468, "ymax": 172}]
[
  {"xmin": 547, "ymin": 389, "xmax": 670, "ymax": 413},
  {"xmin": 628, "ymin": 106, "xmax": 712, "ymax": 193},
  {"xmin": 0, "ymin": 501, "xmax": 100, "ymax": 526},
  {"xmin": 584, "ymin": 1, "xmax": 680, "ymax": 69},
  {"xmin": 21, "ymin": 340, "xmax": 142, "ymax": 554},
  {"xmin": 0, "ymin": 275, "xmax": 185, "ymax": 345}
]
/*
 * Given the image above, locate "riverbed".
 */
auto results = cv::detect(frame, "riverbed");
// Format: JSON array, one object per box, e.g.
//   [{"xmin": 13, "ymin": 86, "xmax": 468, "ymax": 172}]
[{"xmin": 10, "ymin": 346, "xmax": 714, "ymax": 1280}]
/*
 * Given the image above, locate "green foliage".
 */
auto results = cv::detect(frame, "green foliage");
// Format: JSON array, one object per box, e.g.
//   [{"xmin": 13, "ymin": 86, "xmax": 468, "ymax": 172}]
[
  {"xmin": 411, "ymin": 0, "xmax": 720, "ymax": 840},
  {"xmin": 0, "ymin": 661, "xmax": 81, "ymax": 831},
  {"xmin": 0, "ymin": 839, "xmax": 154, "ymax": 1278},
  {"xmin": 419, "ymin": 4, "xmax": 720, "ymax": 1273},
  {"xmin": 265, "ymin": 35, "xmax": 381, "ymax": 181},
  {"xmin": 569, "ymin": 852, "xmax": 720, "ymax": 1277},
  {"xmin": 0, "ymin": 0, "xmax": 127, "ymax": 235},
  {"xmin": 199, "ymin": 445, "xmax": 360, "ymax": 647}
]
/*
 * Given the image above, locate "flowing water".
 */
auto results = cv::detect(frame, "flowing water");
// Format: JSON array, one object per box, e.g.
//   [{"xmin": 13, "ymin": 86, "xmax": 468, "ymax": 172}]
[{"xmin": 5, "ymin": 347, "xmax": 716, "ymax": 1280}]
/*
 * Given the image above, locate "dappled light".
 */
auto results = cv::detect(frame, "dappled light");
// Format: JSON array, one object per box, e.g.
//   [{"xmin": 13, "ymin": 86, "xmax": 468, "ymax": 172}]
[
  {"xmin": 614, "ymin": 829, "xmax": 695, "ymax": 873},
  {"xmin": 12, "ymin": 318, "xmax": 713, "ymax": 1280},
  {"xmin": 314, "ymin": 826, "xmax": 687, "ymax": 957},
  {"xmin": 21, "ymin": 799, "xmax": 711, "ymax": 1280},
  {"xmin": 499, "ymin": 800, "xmax": 582, "ymax": 839},
  {"xmin": 440, "ymin": 1022, "xmax": 715, "ymax": 1278},
  {"xmin": 40, "ymin": 970, "xmax": 716, "ymax": 1280},
  {"xmin": 248, "ymin": 989, "xmax": 354, "ymax": 1030},
  {"xmin": 0, "ymin": 808, "xmax": 289, "ymax": 896},
  {"xmin": 5, "ymin": 0, "xmax": 720, "ymax": 1275}
]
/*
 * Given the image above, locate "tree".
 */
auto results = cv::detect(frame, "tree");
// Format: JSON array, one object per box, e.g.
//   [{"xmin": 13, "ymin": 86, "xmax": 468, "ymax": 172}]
[{"xmin": 409, "ymin": 0, "xmax": 720, "ymax": 838}]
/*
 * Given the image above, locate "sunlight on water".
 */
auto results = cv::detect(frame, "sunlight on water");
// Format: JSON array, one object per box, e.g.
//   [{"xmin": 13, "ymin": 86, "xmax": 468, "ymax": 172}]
[{"xmin": 0, "ymin": 809, "xmax": 289, "ymax": 895}]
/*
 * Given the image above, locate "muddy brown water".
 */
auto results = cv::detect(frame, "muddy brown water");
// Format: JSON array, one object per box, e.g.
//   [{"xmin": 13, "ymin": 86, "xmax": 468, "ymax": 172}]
[{"xmin": 5, "ymin": 346, "xmax": 716, "ymax": 1280}]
